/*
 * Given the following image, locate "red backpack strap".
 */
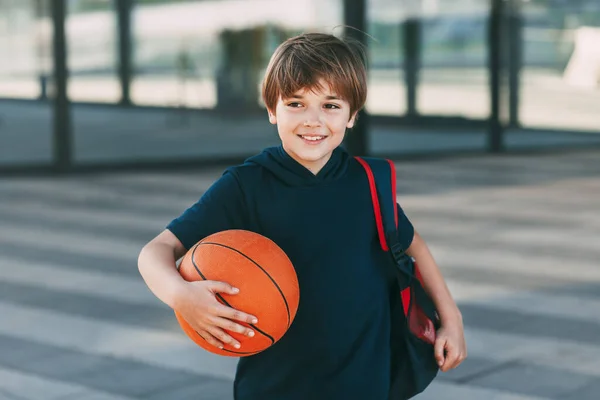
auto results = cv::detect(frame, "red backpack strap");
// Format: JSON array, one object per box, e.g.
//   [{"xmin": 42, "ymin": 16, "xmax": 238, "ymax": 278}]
[
  {"xmin": 356, "ymin": 156, "xmax": 412, "ymax": 317},
  {"xmin": 355, "ymin": 156, "xmax": 388, "ymax": 251}
]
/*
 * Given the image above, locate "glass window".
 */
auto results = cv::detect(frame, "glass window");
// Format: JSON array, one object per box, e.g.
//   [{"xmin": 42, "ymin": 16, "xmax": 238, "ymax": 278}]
[
  {"xmin": 130, "ymin": 0, "xmax": 344, "ymax": 109},
  {"xmin": 418, "ymin": 0, "xmax": 490, "ymax": 119},
  {"xmin": 0, "ymin": 0, "xmax": 53, "ymax": 167},
  {"xmin": 519, "ymin": 0, "xmax": 600, "ymax": 132},
  {"xmin": 366, "ymin": 0, "xmax": 405, "ymax": 116},
  {"xmin": 0, "ymin": 0, "xmax": 52, "ymax": 100},
  {"xmin": 66, "ymin": 0, "xmax": 119, "ymax": 103},
  {"xmin": 367, "ymin": 0, "xmax": 488, "ymax": 157}
]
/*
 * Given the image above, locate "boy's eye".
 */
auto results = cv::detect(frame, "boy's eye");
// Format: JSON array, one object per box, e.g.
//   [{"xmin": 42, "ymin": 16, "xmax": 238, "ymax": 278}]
[
  {"xmin": 287, "ymin": 102, "xmax": 302, "ymax": 108},
  {"xmin": 324, "ymin": 103, "xmax": 340, "ymax": 110}
]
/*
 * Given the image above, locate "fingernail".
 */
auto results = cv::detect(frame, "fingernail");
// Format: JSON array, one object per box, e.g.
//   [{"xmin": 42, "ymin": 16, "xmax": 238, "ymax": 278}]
[
  {"xmin": 232, "ymin": 287, "xmax": 239, "ymax": 293},
  {"xmin": 234, "ymin": 343, "xmax": 241, "ymax": 349},
  {"xmin": 248, "ymin": 331, "xmax": 255, "ymax": 337},
  {"xmin": 219, "ymin": 345, "xmax": 224, "ymax": 349},
  {"xmin": 252, "ymin": 318, "xmax": 258, "ymax": 324}
]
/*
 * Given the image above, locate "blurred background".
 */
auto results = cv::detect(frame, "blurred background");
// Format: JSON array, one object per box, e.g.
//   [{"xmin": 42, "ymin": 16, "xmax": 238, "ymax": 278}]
[
  {"xmin": 1, "ymin": 0, "xmax": 599, "ymax": 171},
  {"xmin": 1, "ymin": 1, "xmax": 600, "ymax": 400}
]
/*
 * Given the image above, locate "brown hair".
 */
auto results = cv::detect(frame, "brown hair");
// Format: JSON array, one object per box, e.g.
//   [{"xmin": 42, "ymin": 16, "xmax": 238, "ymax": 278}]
[{"xmin": 262, "ymin": 33, "xmax": 367, "ymax": 119}]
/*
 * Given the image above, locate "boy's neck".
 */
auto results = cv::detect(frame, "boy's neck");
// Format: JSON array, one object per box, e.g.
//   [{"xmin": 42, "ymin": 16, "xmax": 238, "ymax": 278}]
[{"xmin": 281, "ymin": 146, "xmax": 332, "ymax": 176}]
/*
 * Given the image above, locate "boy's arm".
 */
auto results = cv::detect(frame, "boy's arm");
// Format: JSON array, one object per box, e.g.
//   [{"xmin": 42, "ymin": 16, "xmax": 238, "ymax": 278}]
[
  {"xmin": 406, "ymin": 230, "xmax": 466, "ymax": 371},
  {"xmin": 138, "ymin": 229, "xmax": 257, "ymax": 349},
  {"xmin": 138, "ymin": 229, "xmax": 188, "ymax": 309},
  {"xmin": 406, "ymin": 231, "xmax": 461, "ymax": 323}
]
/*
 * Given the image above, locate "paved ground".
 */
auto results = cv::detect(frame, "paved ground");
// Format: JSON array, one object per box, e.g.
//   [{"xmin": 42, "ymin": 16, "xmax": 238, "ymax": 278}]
[{"xmin": 0, "ymin": 149, "xmax": 599, "ymax": 399}]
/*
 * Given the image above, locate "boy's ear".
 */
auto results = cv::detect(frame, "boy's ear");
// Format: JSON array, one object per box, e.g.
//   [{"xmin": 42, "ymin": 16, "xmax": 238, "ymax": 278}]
[
  {"xmin": 268, "ymin": 110, "xmax": 277, "ymax": 125},
  {"xmin": 347, "ymin": 112, "xmax": 358, "ymax": 129}
]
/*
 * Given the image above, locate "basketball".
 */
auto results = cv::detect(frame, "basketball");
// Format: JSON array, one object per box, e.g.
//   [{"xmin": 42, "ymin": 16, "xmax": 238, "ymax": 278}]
[{"xmin": 174, "ymin": 229, "xmax": 300, "ymax": 357}]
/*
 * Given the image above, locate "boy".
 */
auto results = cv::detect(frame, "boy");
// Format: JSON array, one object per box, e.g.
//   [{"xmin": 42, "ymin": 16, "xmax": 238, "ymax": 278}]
[{"xmin": 138, "ymin": 33, "xmax": 466, "ymax": 399}]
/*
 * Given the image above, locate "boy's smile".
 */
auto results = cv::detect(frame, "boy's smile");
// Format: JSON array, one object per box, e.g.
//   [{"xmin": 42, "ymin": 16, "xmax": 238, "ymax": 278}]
[
  {"xmin": 297, "ymin": 134, "xmax": 327, "ymax": 144},
  {"xmin": 268, "ymin": 79, "xmax": 356, "ymax": 175}
]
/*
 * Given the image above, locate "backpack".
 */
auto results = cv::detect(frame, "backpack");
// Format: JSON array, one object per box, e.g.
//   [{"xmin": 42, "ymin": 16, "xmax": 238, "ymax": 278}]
[{"xmin": 355, "ymin": 156, "xmax": 440, "ymax": 399}]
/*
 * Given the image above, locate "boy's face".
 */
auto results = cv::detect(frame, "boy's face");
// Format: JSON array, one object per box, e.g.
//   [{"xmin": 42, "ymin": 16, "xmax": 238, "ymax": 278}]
[{"xmin": 268, "ymin": 79, "xmax": 356, "ymax": 175}]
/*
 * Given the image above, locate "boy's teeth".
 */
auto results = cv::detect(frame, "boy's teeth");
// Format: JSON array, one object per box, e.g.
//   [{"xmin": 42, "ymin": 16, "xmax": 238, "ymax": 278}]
[{"xmin": 302, "ymin": 136, "xmax": 324, "ymax": 141}]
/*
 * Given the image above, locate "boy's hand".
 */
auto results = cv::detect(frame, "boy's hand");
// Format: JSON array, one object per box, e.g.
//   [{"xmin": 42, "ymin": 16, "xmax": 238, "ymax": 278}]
[
  {"xmin": 434, "ymin": 316, "xmax": 467, "ymax": 372},
  {"xmin": 174, "ymin": 280, "xmax": 258, "ymax": 350}
]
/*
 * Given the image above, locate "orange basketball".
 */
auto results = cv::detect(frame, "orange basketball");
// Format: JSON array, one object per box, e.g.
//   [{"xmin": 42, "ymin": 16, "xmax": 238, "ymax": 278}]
[{"xmin": 174, "ymin": 229, "xmax": 300, "ymax": 357}]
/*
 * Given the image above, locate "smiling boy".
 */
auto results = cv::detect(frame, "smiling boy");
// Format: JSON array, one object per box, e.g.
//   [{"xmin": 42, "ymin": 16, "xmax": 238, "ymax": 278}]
[{"xmin": 138, "ymin": 33, "xmax": 466, "ymax": 400}]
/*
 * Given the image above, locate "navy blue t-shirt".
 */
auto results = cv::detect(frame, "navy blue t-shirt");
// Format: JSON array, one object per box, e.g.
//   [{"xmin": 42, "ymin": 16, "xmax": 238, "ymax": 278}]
[{"xmin": 167, "ymin": 146, "xmax": 414, "ymax": 400}]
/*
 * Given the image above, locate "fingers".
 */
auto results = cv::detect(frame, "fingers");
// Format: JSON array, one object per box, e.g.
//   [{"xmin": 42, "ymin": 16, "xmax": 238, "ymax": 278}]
[
  {"xmin": 207, "ymin": 281, "xmax": 240, "ymax": 295},
  {"xmin": 196, "ymin": 316, "xmax": 256, "ymax": 350},
  {"xmin": 206, "ymin": 326, "xmax": 242, "ymax": 349},
  {"xmin": 202, "ymin": 281, "xmax": 258, "ymax": 324},
  {"xmin": 187, "ymin": 281, "xmax": 259, "ymax": 350},
  {"xmin": 199, "ymin": 316, "xmax": 256, "ymax": 350},
  {"xmin": 213, "ymin": 316, "xmax": 255, "ymax": 338},
  {"xmin": 434, "ymin": 337, "xmax": 446, "ymax": 368},
  {"xmin": 438, "ymin": 345, "xmax": 467, "ymax": 372},
  {"xmin": 217, "ymin": 305, "xmax": 259, "ymax": 325},
  {"xmin": 439, "ymin": 346, "xmax": 455, "ymax": 372},
  {"xmin": 441, "ymin": 348, "xmax": 458, "ymax": 372},
  {"xmin": 196, "ymin": 330, "xmax": 225, "ymax": 350},
  {"xmin": 448, "ymin": 349, "xmax": 467, "ymax": 370}
]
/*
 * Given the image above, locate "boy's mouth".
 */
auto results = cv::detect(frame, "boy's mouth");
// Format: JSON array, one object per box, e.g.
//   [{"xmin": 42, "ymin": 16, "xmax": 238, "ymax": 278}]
[{"xmin": 298, "ymin": 135, "xmax": 326, "ymax": 144}]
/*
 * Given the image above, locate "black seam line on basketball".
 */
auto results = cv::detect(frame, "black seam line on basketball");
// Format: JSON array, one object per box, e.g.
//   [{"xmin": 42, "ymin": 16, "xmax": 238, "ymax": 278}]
[
  {"xmin": 190, "ymin": 243, "xmax": 208, "ymax": 279},
  {"xmin": 198, "ymin": 241, "xmax": 292, "ymax": 328},
  {"xmin": 220, "ymin": 347, "xmax": 260, "ymax": 356},
  {"xmin": 190, "ymin": 243, "xmax": 276, "ymax": 345}
]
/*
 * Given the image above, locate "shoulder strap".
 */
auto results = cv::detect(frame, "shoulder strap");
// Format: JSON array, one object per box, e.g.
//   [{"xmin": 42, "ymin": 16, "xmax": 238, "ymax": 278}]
[
  {"xmin": 355, "ymin": 157, "xmax": 413, "ymax": 278},
  {"xmin": 354, "ymin": 157, "xmax": 396, "ymax": 250}
]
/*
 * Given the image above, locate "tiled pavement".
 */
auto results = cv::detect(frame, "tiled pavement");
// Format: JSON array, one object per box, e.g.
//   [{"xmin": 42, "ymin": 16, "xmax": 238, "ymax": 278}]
[{"xmin": 0, "ymin": 149, "xmax": 599, "ymax": 399}]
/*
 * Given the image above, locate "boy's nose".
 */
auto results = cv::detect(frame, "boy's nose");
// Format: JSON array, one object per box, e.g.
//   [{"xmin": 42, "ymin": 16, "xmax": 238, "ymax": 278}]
[
  {"xmin": 302, "ymin": 112, "xmax": 323, "ymax": 127},
  {"xmin": 302, "ymin": 119, "xmax": 321, "ymax": 127}
]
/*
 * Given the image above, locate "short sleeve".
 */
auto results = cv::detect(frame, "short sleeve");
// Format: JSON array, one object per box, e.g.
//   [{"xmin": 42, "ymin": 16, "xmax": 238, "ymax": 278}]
[
  {"xmin": 396, "ymin": 203, "xmax": 414, "ymax": 251},
  {"xmin": 166, "ymin": 171, "xmax": 246, "ymax": 250}
]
